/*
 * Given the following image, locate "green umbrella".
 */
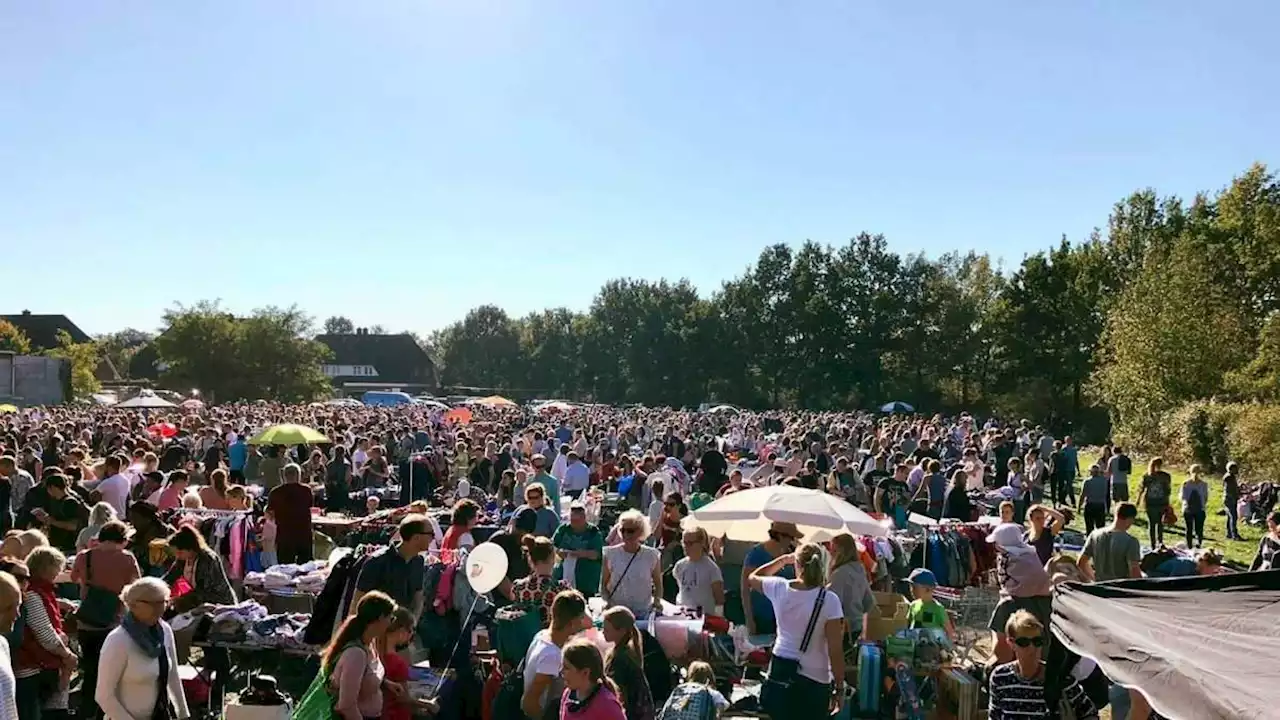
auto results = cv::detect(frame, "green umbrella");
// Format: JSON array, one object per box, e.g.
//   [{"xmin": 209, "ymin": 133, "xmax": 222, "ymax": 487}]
[{"xmin": 247, "ymin": 423, "xmax": 329, "ymax": 446}]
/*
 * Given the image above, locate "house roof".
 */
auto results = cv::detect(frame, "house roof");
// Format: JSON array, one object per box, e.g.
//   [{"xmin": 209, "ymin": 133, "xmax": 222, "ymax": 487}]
[
  {"xmin": 315, "ymin": 332, "xmax": 436, "ymax": 384},
  {"xmin": 1, "ymin": 311, "xmax": 91, "ymax": 350}
]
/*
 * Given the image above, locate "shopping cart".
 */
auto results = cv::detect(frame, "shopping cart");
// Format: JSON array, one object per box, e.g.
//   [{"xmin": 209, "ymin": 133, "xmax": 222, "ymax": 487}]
[{"xmin": 934, "ymin": 581, "xmax": 1000, "ymax": 664}]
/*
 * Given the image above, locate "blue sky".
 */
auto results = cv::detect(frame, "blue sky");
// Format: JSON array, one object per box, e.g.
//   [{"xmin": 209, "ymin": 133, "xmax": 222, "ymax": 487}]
[{"xmin": 1, "ymin": 2, "xmax": 1276, "ymax": 337}]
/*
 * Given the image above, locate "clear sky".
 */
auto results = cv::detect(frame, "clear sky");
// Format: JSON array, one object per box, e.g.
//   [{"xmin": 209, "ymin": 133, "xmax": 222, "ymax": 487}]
[{"xmin": 1, "ymin": 2, "xmax": 1276, "ymax": 337}]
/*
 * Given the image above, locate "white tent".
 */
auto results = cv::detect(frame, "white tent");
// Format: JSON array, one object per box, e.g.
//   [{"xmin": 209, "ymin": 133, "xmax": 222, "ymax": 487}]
[{"xmin": 115, "ymin": 390, "xmax": 177, "ymax": 409}]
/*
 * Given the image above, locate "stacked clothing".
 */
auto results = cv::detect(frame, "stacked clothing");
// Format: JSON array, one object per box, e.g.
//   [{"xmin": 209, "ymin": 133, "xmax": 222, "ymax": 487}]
[
  {"xmin": 203, "ymin": 599, "xmax": 314, "ymax": 649},
  {"xmin": 244, "ymin": 560, "xmax": 330, "ymax": 593}
]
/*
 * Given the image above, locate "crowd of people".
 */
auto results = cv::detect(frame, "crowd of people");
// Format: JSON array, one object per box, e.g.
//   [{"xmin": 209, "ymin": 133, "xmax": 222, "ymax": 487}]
[{"xmin": 0, "ymin": 400, "xmax": 1269, "ymax": 719}]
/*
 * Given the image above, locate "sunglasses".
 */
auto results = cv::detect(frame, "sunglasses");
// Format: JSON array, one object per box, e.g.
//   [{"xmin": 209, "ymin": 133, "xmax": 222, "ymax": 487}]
[
  {"xmin": 621, "ymin": 527, "xmax": 640, "ymax": 535},
  {"xmin": 1013, "ymin": 636, "xmax": 1045, "ymax": 648}
]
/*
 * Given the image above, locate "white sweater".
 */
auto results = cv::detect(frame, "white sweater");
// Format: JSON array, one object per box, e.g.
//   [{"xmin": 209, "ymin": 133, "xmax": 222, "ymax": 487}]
[{"xmin": 95, "ymin": 621, "xmax": 190, "ymax": 720}]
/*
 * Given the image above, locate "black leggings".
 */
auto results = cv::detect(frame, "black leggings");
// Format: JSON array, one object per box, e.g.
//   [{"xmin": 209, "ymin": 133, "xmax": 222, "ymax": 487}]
[
  {"xmin": 1184, "ymin": 510, "xmax": 1206, "ymax": 548},
  {"xmin": 1147, "ymin": 506, "xmax": 1167, "ymax": 548},
  {"xmin": 1083, "ymin": 503, "xmax": 1108, "ymax": 534}
]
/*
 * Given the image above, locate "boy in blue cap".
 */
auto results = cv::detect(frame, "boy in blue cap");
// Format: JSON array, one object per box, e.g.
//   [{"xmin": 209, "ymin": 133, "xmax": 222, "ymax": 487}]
[{"xmin": 907, "ymin": 568, "xmax": 955, "ymax": 639}]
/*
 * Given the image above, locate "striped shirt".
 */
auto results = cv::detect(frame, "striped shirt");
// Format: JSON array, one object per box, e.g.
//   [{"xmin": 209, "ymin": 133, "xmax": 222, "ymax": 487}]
[{"xmin": 988, "ymin": 661, "xmax": 1097, "ymax": 719}]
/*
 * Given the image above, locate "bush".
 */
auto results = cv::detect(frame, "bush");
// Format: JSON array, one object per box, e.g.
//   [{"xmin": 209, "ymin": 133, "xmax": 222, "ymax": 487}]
[{"xmin": 1224, "ymin": 404, "xmax": 1280, "ymax": 482}]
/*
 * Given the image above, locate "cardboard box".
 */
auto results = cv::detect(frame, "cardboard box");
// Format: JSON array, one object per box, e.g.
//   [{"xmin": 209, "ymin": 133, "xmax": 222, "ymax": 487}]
[{"xmin": 865, "ymin": 591, "xmax": 910, "ymax": 641}]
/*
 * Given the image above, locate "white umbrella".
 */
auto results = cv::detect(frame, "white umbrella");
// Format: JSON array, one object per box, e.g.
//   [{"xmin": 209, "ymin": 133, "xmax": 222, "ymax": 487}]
[
  {"xmin": 416, "ymin": 399, "xmax": 450, "ymax": 410},
  {"xmin": 707, "ymin": 404, "xmax": 740, "ymax": 414},
  {"xmin": 687, "ymin": 485, "xmax": 889, "ymax": 542},
  {"xmin": 115, "ymin": 391, "xmax": 177, "ymax": 409},
  {"xmin": 535, "ymin": 401, "xmax": 575, "ymax": 413}
]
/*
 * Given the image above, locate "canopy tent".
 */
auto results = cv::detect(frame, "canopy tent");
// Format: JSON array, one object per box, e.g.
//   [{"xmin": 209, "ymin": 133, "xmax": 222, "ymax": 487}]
[
  {"xmin": 470, "ymin": 395, "xmax": 516, "ymax": 407},
  {"xmin": 1048, "ymin": 571, "xmax": 1280, "ymax": 720},
  {"xmin": 688, "ymin": 484, "xmax": 889, "ymax": 542},
  {"xmin": 535, "ymin": 400, "xmax": 575, "ymax": 413},
  {"xmin": 115, "ymin": 391, "xmax": 177, "ymax": 409}
]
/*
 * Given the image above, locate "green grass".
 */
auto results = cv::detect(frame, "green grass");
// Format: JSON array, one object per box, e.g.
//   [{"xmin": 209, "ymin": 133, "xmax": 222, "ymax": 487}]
[{"xmin": 1077, "ymin": 451, "xmax": 1264, "ymax": 567}]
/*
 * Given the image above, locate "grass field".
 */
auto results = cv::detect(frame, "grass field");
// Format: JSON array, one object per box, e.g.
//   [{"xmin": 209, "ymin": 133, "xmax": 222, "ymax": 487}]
[{"xmin": 1076, "ymin": 450, "xmax": 1265, "ymax": 566}]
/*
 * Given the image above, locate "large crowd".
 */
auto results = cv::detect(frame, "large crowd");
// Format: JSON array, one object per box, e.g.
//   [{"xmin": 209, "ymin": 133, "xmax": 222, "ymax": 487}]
[{"xmin": 0, "ymin": 400, "xmax": 1272, "ymax": 720}]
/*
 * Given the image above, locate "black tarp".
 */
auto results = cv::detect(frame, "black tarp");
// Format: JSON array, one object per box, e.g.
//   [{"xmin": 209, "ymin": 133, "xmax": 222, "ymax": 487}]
[{"xmin": 1048, "ymin": 570, "xmax": 1280, "ymax": 720}]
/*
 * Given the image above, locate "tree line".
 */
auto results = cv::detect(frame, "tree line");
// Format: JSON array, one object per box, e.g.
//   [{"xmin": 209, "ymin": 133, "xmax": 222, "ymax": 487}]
[{"xmin": 7, "ymin": 163, "xmax": 1278, "ymax": 456}]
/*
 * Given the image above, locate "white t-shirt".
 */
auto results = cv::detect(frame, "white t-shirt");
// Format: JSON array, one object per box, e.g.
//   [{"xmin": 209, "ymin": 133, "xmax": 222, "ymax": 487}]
[
  {"xmin": 0, "ymin": 637, "xmax": 17, "ymax": 720},
  {"xmin": 96, "ymin": 474, "xmax": 131, "ymax": 517},
  {"xmin": 522, "ymin": 630, "xmax": 562, "ymax": 715},
  {"xmin": 760, "ymin": 577, "xmax": 843, "ymax": 683},
  {"xmin": 674, "ymin": 555, "xmax": 723, "ymax": 613},
  {"xmin": 602, "ymin": 545, "xmax": 661, "ymax": 615}
]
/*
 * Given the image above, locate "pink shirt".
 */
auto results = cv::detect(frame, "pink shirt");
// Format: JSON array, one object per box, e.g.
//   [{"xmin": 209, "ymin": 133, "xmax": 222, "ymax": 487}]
[
  {"xmin": 559, "ymin": 685, "xmax": 626, "ymax": 720},
  {"xmin": 156, "ymin": 485, "xmax": 185, "ymax": 511}
]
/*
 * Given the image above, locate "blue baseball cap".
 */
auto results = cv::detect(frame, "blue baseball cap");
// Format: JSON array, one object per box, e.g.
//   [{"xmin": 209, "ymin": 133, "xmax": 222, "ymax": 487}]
[{"xmin": 908, "ymin": 568, "xmax": 938, "ymax": 588}]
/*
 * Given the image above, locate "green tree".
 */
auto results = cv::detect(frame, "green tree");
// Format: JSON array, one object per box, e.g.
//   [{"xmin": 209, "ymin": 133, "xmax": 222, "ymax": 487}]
[
  {"xmin": 155, "ymin": 302, "xmax": 331, "ymax": 402},
  {"xmin": 236, "ymin": 307, "xmax": 333, "ymax": 402},
  {"xmin": 435, "ymin": 305, "xmax": 525, "ymax": 391},
  {"xmin": 323, "ymin": 315, "xmax": 355, "ymax": 334},
  {"xmin": 154, "ymin": 302, "xmax": 242, "ymax": 401},
  {"xmin": 95, "ymin": 328, "xmax": 153, "ymax": 379},
  {"xmin": 0, "ymin": 320, "xmax": 32, "ymax": 355},
  {"xmin": 1092, "ymin": 235, "xmax": 1252, "ymax": 441},
  {"xmin": 43, "ymin": 330, "xmax": 101, "ymax": 399}
]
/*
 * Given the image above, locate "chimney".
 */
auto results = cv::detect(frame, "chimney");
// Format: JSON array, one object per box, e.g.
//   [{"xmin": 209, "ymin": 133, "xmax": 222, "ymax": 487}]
[{"xmin": 21, "ymin": 310, "xmax": 31, "ymax": 315}]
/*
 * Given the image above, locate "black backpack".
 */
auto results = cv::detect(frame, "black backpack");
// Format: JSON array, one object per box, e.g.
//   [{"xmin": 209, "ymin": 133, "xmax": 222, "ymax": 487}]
[
  {"xmin": 492, "ymin": 657, "xmax": 527, "ymax": 719},
  {"xmin": 1117, "ymin": 454, "xmax": 1132, "ymax": 474}
]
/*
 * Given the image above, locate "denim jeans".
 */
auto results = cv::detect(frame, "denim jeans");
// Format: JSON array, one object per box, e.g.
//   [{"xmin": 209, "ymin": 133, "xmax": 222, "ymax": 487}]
[
  {"xmin": 1225, "ymin": 498, "xmax": 1240, "ymax": 537},
  {"xmin": 1184, "ymin": 510, "xmax": 1206, "ymax": 547}
]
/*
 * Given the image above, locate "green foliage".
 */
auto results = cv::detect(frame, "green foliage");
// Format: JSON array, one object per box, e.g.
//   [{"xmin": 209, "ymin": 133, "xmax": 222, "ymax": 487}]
[
  {"xmin": 323, "ymin": 316, "xmax": 354, "ymax": 334},
  {"xmin": 0, "ymin": 320, "xmax": 32, "ymax": 355},
  {"xmin": 95, "ymin": 328, "xmax": 153, "ymax": 379},
  {"xmin": 154, "ymin": 301, "xmax": 332, "ymax": 402},
  {"xmin": 42, "ymin": 330, "xmax": 101, "ymax": 399}
]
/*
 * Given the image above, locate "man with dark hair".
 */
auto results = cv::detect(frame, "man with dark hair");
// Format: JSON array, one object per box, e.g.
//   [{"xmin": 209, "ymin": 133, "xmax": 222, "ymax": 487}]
[
  {"xmin": 1077, "ymin": 502, "xmax": 1141, "ymax": 582},
  {"xmin": 351, "ymin": 514, "xmax": 432, "ymax": 621},
  {"xmin": 32, "ymin": 473, "xmax": 87, "ymax": 553}
]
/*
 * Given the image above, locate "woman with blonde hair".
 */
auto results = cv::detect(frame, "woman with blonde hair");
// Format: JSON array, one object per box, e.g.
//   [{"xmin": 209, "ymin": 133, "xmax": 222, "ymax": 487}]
[
  {"xmin": 558, "ymin": 639, "xmax": 625, "ymax": 720},
  {"xmin": 77, "ymin": 502, "xmax": 119, "ymax": 552},
  {"xmin": 600, "ymin": 510, "xmax": 662, "ymax": 616},
  {"xmin": 95, "ymin": 577, "xmax": 189, "ymax": 720},
  {"xmin": 747, "ymin": 541, "xmax": 845, "ymax": 717},
  {"xmin": 1181, "ymin": 464, "xmax": 1210, "ymax": 549},
  {"xmin": 602, "ymin": 607, "xmax": 653, "ymax": 720},
  {"xmin": 826, "ymin": 534, "xmax": 876, "ymax": 647},
  {"xmin": 15, "ymin": 546, "xmax": 75, "ymax": 719},
  {"xmin": 658, "ymin": 661, "xmax": 729, "ymax": 718}
]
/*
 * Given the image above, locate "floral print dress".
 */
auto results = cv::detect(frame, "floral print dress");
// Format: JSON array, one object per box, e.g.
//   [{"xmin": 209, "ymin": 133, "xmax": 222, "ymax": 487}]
[{"xmin": 511, "ymin": 573, "xmax": 571, "ymax": 627}]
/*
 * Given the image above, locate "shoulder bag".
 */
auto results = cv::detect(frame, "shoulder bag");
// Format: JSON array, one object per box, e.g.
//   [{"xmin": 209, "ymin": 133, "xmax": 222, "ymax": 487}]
[
  {"xmin": 603, "ymin": 548, "xmax": 641, "ymax": 603},
  {"xmin": 759, "ymin": 584, "xmax": 828, "ymax": 716},
  {"xmin": 78, "ymin": 549, "xmax": 123, "ymax": 628}
]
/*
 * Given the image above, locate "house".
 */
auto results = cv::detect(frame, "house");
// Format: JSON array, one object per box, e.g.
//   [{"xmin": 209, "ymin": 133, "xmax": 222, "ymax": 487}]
[
  {"xmin": 2, "ymin": 310, "xmax": 120, "ymax": 382},
  {"xmin": 1, "ymin": 310, "xmax": 91, "ymax": 349},
  {"xmin": 316, "ymin": 329, "xmax": 438, "ymax": 396}
]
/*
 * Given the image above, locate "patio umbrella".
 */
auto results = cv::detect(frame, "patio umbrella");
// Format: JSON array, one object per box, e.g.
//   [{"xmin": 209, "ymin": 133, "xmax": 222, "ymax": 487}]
[
  {"xmin": 147, "ymin": 423, "xmax": 178, "ymax": 438},
  {"xmin": 0, "ymin": 404, "xmax": 17, "ymax": 414},
  {"xmin": 445, "ymin": 407, "xmax": 474, "ymax": 425},
  {"xmin": 115, "ymin": 391, "xmax": 177, "ymax": 409},
  {"xmin": 879, "ymin": 401, "xmax": 914, "ymax": 413},
  {"xmin": 180, "ymin": 398, "xmax": 204, "ymax": 410},
  {"xmin": 707, "ymin": 404, "xmax": 740, "ymax": 414},
  {"xmin": 416, "ymin": 399, "xmax": 450, "ymax": 410},
  {"xmin": 248, "ymin": 423, "xmax": 330, "ymax": 446},
  {"xmin": 476, "ymin": 395, "xmax": 517, "ymax": 407},
  {"xmin": 687, "ymin": 485, "xmax": 889, "ymax": 542}
]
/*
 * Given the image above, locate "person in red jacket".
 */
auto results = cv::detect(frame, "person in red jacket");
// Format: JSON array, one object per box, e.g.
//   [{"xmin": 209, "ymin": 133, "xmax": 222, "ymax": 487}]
[{"xmin": 379, "ymin": 608, "xmax": 417, "ymax": 720}]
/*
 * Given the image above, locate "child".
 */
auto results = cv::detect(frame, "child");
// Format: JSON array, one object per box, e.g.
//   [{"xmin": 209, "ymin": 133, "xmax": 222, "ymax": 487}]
[
  {"xmin": 658, "ymin": 661, "xmax": 728, "ymax": 719},
  {"xmin": 379, "ymin": 608, "xmax": 418, "ymax": 720},
  {"xmin": 906, "ymin": 568, "xmax": 955, "ymax": 640}
]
